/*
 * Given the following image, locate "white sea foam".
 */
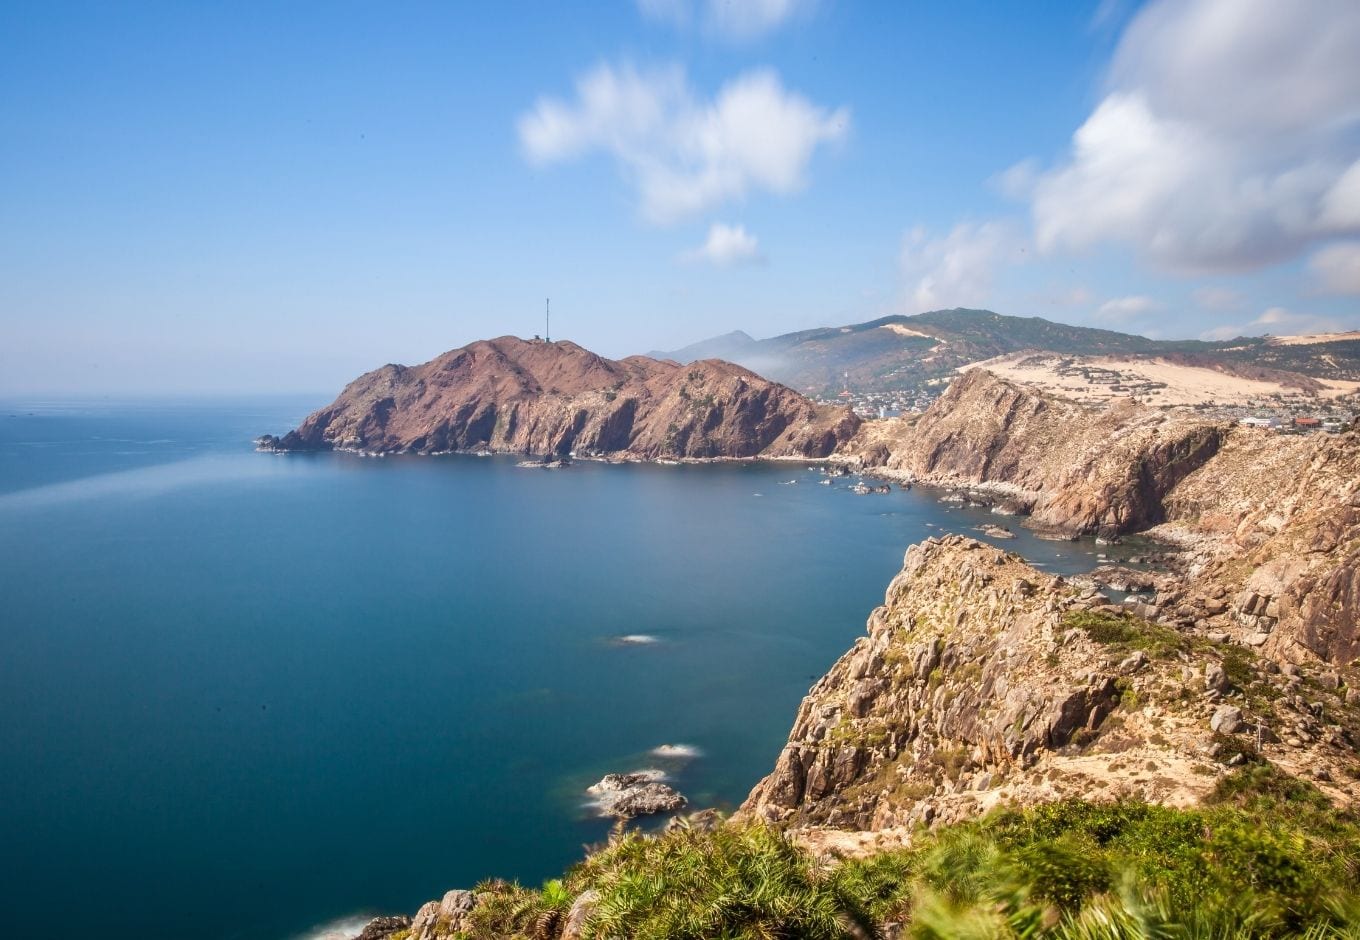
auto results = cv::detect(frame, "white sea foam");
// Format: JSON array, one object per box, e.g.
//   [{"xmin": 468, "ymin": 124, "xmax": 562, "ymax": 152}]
[
  {"xmin": 651, "ymin": 743, "xmax": 702, "ymax": 760},
  {"xmin": 585, "ymin": 767, "xmax": 668, "ymax": 796},
  {"xmin": 612, "ymin": 634, "xmax": 660, "ymax": 646},
  {"xmin": 293, "ymin": 913, "xmax": 375, "ymax": 940}
]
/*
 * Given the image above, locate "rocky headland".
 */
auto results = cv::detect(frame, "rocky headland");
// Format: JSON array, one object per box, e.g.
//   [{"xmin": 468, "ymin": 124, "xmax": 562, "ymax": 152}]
[{"xmin": 258, "ymin": 336, "xmax": 860, "ymax": 460}]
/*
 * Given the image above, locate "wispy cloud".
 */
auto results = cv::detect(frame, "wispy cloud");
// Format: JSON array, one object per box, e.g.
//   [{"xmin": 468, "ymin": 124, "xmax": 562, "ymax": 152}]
[
  {"xmin": 1192, "ymin": 286, "xmax": 1245, "ymax": 311},
  {"xmin": 683, "ymin": 223, "xmax": 765, "ymax": 266},
  {"xmin": 1309, "ymin": 241, "xmax": 1360, "ymax": 294},
  {"xmin": 1095, "ymin": 295, "xmax": 1163, "ymax": 322},
  {"xmin": 1200, "ymin": 306, "xmax": 1347, "ymax": 341},
  {"xmin": 517, "ymin": 62, "xmax": 848, "ymax": 224},
  {"xmin": 900, "ymin": 221, "xmax": 1026, "ymax": 312},
  {"xmin": 637, "ymin": 0, "xmax": 815, "ymax": 40}
]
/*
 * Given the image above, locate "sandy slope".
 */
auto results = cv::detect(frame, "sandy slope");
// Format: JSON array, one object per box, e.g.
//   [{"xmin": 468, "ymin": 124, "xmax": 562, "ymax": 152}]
[{"xmin": 966, "ymin": 352, "xmax": 1360, "ymax": 406}]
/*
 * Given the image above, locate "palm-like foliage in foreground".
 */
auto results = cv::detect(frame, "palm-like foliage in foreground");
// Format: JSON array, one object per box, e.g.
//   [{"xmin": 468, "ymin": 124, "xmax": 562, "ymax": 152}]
[{"xmin": 444, "ymin": 765, "xmax": 1360, "ymax": 940}]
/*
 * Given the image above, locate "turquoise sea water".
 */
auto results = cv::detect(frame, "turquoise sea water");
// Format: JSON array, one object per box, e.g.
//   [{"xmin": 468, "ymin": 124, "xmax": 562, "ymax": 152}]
[{"xmin": 0, "ymin": 399, "xmax": 1139, "ymax": 939}]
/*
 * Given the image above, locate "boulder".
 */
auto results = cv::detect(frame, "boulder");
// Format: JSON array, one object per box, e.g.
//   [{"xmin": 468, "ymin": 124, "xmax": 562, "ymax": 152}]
[
  {"xmin": 1210, "ymin": 705, "xmax": 1244, "ymax": 735},
  {"xmin": 588, "ymin": 772, "xmax": 687, "ymax": 818},
  {"xmin": 410, "ymin": 890, "xmax": 476, "ymax": 940},
  {"xmin": 1205, "ymin": 663, "xmax": 1230, "ymax": 694}
]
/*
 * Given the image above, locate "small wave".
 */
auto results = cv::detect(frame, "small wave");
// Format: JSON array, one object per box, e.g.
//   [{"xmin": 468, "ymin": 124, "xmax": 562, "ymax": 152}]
[
  {"xmin": 651, "ymin": 743, "xmax": 702, "ymax": 760},
  {"xmin": 611, "ymin": 634, "xmax": 660, "ymax": 646},
  {"xmin": 292, "ymin": 913, "xmax": 374, "ymax": 940}
]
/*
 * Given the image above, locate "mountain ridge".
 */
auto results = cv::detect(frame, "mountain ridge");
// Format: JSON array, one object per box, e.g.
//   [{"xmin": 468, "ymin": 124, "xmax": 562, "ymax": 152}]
[{"xmin": 654, "ymin": 308, "xmax": 1360, "ymax": 396}]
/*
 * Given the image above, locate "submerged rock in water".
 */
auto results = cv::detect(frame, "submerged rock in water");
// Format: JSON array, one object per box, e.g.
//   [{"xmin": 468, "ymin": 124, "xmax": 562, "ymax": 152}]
[
  {"xmin": 587, "ymin": 771, "xmax": 687, "ymax": 818},
  {"xmin": 977, "ymin": 523, "xmax": 1016, "ymax": 539}
]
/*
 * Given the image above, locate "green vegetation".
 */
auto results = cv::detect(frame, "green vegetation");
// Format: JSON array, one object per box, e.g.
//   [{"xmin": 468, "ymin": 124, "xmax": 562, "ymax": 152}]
[
  {"xmin": 446, "ymin": 765, "xmax": 1360, "ymax": 939},
  {"xmin": 1062, "ymin": 609, "xmax": 1188, "ymax": 660}
]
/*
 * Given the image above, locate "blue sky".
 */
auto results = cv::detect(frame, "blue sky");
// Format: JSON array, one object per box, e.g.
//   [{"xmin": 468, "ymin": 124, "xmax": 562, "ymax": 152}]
[{"xmin": 2, "ymin": 0, "xmax": 1358, "ymax": 394}]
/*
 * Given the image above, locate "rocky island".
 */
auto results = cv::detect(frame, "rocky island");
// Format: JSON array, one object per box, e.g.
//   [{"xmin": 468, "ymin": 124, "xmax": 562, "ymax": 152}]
[{"xmin": 257, "ymin": 336, "xmax": 860, "ymax": 460}]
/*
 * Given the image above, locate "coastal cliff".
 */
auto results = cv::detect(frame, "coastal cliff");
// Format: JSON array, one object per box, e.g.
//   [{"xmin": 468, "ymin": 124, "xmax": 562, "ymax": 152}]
[
  {"xmin": 845, "ymin": 368, "xmax": 1360, "ymax": 665},
  {"xmin": 259, "ymin": 336, "xmax": 860, "ymax": 460},
  {"xmin": 741, "ymin": 535, "xmax": 1358, "ymax": 835},
  {"xmin": 844, "ymin": 368, "xmax": 1227, "ymax": 537}
]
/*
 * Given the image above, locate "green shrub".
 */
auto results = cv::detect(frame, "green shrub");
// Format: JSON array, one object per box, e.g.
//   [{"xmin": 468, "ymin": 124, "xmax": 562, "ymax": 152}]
[
  {"xmin": 454, "ymin": 780, "xmax": 1360, "ymax": 939},
  {"xmin": 1061, "ymin": 610, "xmax": 1187, "ymax": 659}
]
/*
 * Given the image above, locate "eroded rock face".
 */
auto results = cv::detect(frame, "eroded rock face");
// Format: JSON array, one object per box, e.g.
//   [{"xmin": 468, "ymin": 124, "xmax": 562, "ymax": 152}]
[
  {"xmin": 845, "ymin": 369, "xmax": 1360, "ymax": 665},
  {"xmin": 1161, "ymin": 427, "xmax": 1360, "ymax": 665},
  {"xmin": 260, "ymin": 336, "xmax": 860, "ymax": 460},
  {"xmin": 740, "ymin": 535, "xmax": 1360, "ymax": 832},
  {"xmin": 844, "ymin": 369, "xmax": 1226, "ymax": 538}
]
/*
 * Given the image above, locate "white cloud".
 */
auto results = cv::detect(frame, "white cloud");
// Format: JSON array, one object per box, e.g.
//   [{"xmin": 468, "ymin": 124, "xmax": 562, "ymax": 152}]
[
  {"xmin": 1309, "ymin": 242, "xmax": 1360, "ymax": 294},
  {"xmin": 1095, "ymin": 295, "xmax": 1163, "ymax": 321},
  {"xmin": 517, "ymin": 62, "xmax": 849, "ymax": 224},
  {"xmin": 990, "ymin": 158, "xmax": 1040, "ymax": 201},
  {"xmin": 637, "ymin": 0, "xmax": 814, "ymax": 40},
  {"xmin": 900, "ymin": 221, "xmax": 1025, "ymax": 312},
  {"xmin": 683, "ymin": 223, "xmax": 765, "ymax": 266},
  {"xmin": 1193, "ymin": 286, "xmax": 1244, "ymax": 311},
  {"xmin": 1031, "ymin": 0, "xmax": 1360, "ymax": 273},
  {"xmin": 1200, "ymin": 306, "xmax": 1348, "ymax": 341},
  {"xmin": 1320, "ymin": 161, "xmax": 1360, "ymax": 230}
]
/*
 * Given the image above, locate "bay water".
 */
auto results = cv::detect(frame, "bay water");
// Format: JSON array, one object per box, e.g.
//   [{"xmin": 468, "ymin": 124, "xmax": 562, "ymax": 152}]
[{"xmin": 0, "ymin": 398, "xmax": 1141, "ymax": 939}]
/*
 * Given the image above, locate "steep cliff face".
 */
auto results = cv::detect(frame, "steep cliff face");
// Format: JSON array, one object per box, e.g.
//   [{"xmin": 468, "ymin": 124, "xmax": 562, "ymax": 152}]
[
  {"xmin": 741, "ymin": 536, "xmax": 1359, "ymax": 833},
  {"xmin": 845, "ymin": 369, "xmax": 1360, "ymax": 664},
  {"xmin": 260, "ymin": 337, "xmax": 860, "ymax": 459},
  {"xmin": 846, "ymin": 369, "xmax": 1227, "ymax": 537},
  {"xmin": 1159, "ymin": 429, "xmax": 1360, "ymax": 665}
]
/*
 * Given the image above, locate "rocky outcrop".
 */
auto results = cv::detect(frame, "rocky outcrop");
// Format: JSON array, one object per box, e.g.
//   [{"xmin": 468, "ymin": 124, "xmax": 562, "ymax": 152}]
[
  {"xmin": 845, "ymin": 369, "xmax": 1227, "ymax": 537},
  {"xmin": 741, "ymin": 536, "xmax": 1359, "ymax": 832},
  {"xmin": 351, "ymin": 916, "xmax": 411, "ymax": 940},
  {"xmin": 408, "ymin": 890, "xmax": 477, "ymax": 940},
  {"xmin": 260, "ymin": 336, "xmax": 859, "ymax": 460},
  {"xmin": 587, "ymin": 772, "xmax": 687, "ymax": 818},
  {"xmin": 1158, "ymin": 427, "xmax": 1360, "ymax": 665}
]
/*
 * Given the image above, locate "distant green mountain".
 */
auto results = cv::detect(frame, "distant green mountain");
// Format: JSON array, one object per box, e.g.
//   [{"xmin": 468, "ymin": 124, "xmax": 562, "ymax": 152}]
[{"xmin": 651, "ymin": 308, "xmax": 1359, "ymax": 395}]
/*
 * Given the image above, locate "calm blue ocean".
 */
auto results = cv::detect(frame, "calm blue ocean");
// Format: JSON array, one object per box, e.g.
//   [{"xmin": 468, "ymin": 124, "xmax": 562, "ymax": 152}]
[{"xmin": 0, "ymin": 399, "xmax": 1135, "ymax": 939}]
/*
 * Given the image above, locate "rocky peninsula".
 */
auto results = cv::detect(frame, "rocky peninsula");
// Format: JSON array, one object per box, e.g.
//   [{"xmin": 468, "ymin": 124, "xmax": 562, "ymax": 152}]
[{"xmin": 258, "ymin": 336, "xmax": 860, "ymax": 460}]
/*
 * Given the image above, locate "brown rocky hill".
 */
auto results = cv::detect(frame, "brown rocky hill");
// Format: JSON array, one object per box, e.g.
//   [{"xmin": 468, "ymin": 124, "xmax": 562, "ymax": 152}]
[
  {"xmin": 843, "ymin": 369, "xmax": 1360, "ymax": 665},
  {"xmin": 258, "ymin": 336, "xmax": 860, "ymax": 460},
  {"xmin": 742, "ymin": 535, "xmax": 1359, "ymax": 839},
  {"xmin": 846, "ymin": 368, "xmax": 1226, "ymax": 537}
]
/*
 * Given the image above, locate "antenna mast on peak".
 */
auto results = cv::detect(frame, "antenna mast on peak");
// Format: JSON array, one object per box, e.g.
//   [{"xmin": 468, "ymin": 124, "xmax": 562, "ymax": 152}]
[{"xmin": 546, "ymin": 298, "xmax": 550, "ymax": 343}]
